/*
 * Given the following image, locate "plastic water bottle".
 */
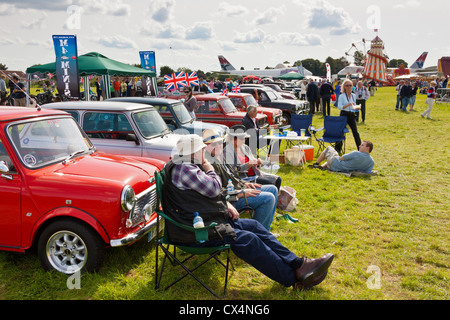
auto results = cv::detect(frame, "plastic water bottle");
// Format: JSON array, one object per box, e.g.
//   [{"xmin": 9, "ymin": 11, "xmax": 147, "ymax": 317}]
[
  {"xmin": 193, "ymin": 212, "xmax": 205, "ymax": 243},
  {"xmin": 193, "ymin": 212, "xmax": 204, "ymax": 229},
  {"xmin": 227, "ymin": 179, "xmax": 234, "ymax": 194}
]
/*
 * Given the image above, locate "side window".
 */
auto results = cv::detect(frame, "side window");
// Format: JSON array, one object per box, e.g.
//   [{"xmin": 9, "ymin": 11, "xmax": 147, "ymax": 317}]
[
  {"xmin": 82, "ymin": 112, "xmax": 134, "ymax": 140},
  {"xmin": 202, "ymin": 101, "xmax": 221, "ymax": 114},
  {"xmin": 197, "ymin": 101, "xmax": 207, "ymax": 113},
  {"xmin": 260, "ymin": 91, "xmax": 269, "ymax": 102},
  {"xmin": 0, "ymin": 140, "xmax": 16, "ymax": 172},
  {"xmin": 67, "ymin": 111, "xmax": 79, "ymax": 122},
  {"xmin": 154, "ymin": 105, "xmax": 168, "ymax": 112},
  {"xmin": 230, "ymin": 97, "xmax": 243, "ymax": 108}
]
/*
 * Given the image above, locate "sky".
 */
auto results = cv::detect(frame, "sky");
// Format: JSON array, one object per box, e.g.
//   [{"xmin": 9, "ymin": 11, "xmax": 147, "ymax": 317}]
[{"xmin": 1, "ymin": 0, "xmax": 448, "ymax": 76}]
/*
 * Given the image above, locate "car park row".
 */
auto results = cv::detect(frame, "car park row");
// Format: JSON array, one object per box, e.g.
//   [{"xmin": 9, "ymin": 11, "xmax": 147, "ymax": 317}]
[{"xmin": 0, "ymin": 85, "xmax": 310, "ymax": 274}]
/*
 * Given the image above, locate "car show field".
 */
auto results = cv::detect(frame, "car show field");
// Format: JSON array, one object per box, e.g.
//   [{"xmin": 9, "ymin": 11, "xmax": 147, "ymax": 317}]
[{"xmin": 0, "ymin": 87, "xmax": 448, "ymax": 300}]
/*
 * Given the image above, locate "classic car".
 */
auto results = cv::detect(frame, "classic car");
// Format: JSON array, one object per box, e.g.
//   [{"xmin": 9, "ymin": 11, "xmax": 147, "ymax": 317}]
[
  {"xmin": 166, "ymin": 93, "xmax": 268, "ymax": 128},
  {"xmin": 262, "ymin": 82, "xmax": 297, "ymax": 100},
  {"xmin": 225, "ymin": 92, "xmax": 283, "ymax": 126},
  {"xmin": 0, "ymin": 107, "xmax": 165, "ymax": 273},
  {"xmin": 107, "ymin": 97, "xmax": 229, "ymax": 138},
  {"xmin": 239, "ymin": 84, "xmax": 310, "ymax": 124},
  {"xmin": 43, "ymin": 101, "xmax": 181, "ymax": 162}
]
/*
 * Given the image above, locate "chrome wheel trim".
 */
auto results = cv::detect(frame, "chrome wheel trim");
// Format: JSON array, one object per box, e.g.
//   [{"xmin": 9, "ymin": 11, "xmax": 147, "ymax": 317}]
[{"xmin": 46, "ymin": 230, "xmax": 88, "ymax": 274}]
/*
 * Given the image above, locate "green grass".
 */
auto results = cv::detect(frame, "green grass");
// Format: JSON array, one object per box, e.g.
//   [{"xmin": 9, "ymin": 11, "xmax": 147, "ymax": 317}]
[{"xmin": 0, "ymin": 87, "xmax": 448, "ymax": 300}]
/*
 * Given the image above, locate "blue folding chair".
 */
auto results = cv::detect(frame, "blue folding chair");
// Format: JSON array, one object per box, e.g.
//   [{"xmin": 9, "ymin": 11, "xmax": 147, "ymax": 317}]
[
  {"xmin": 311, "ymin": 116, "xmax": 349, "ymax": 156},
  {"xmin": 291, "ymin": 114, "xmax": 313, "ymax": 144}
]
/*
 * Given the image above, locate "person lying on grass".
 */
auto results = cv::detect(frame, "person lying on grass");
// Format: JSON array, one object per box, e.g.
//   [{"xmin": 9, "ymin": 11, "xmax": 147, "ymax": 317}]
[{"xmin": 311, "ymin": 140, "xmax": 374, "ymax": 174}]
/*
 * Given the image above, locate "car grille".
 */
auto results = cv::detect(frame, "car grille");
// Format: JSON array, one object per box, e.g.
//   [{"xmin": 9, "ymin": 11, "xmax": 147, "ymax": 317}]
[
  {"xmin": 128, "ymin": 184, "xmax": 157, "ymax": 227},
  {"xmin": 273, "ymin": 114, "xmax": 281, "ymax": 124},
  {"xmin": 258, "ymin": 118, "xmax": 267, "ymax": 127}
]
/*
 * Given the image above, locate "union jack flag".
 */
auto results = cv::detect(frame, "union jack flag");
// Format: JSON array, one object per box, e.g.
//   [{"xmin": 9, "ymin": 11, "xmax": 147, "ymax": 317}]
[
  {"xmin": 164, "ymin": 71, "xmax": 187, "ymax": 90},
  {"xmin": 184, "ymin": 71, "xmax": 199, "ymax": 87},
  {"xmin": 221, "ymin": 88, "xmax": 228, "ymax": 96},
  {"xmin": 232, "ymin": 84, "xmax": 240, "ymax": 93}
]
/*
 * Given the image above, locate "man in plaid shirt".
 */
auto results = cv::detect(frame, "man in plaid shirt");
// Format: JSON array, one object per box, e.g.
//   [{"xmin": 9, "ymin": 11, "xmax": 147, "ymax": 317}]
[{"xmin": 164, "ymin": 134, "xmax": 334, "ymax": 291}]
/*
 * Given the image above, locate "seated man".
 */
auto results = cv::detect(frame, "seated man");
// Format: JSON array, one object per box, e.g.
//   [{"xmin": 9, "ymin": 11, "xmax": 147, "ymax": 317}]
[
  {"xmin": 311, "ymin": 140, "xmax": 374, "ymax": 174},
  {"xmin": 202, "ymin": 128, "xmax": 277, "ymax": 232},
  {"xmin": 164, "ymin": 134, "xmax": 334, "ymax": 291}
]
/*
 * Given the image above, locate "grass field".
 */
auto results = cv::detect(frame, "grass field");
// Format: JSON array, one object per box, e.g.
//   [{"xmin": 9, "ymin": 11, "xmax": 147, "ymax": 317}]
[{"xmin": 0, "ymin": 86, "xmax": 448, "ymax": 301}]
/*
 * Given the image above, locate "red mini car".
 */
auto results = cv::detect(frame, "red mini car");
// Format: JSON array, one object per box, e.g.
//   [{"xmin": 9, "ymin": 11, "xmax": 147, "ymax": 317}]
[
  {"xmin": 166, "ymin": 93, "xmax": 268, "ymax": 128},
  {"xmin": 226, "ymin": 92, "xmax": 283, "ymax": 126},
  {"xmin": 0, "ymin": 107, "xmax": 165, "ymax": 274}
]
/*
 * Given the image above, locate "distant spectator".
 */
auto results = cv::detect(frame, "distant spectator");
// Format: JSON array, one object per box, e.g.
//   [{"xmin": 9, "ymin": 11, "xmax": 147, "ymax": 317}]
[
  {"xmin": 183, "ymin": 86, "xmax": 197, "ymax": 119},
  {"xmin": 421, "ymin": 81, "xmax": 436, "ymax": 120},
  {"xmin": 11, "ymin": 73, "xmax": 26, "ymax": 106},
  {"xmin": 0, "ymin": 74, "xmax": 7, "ymax": 105},
  {"xmin": 354, "ymin": 81, "xmax": 370, "ymax": 122},
  {"xmin": 306, "ymin": 79, "xmax": 319, "ymax": 115},
  {"xmin": 319, "ymin": 80, "xmax": 334, "ymax": 116}
]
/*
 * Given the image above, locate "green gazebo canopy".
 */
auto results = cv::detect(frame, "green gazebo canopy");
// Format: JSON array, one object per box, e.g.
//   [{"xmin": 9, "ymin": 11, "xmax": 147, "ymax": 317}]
[
  {"xmin": 26, "ymin": 52, "xmax": 156, "ymax": 77},
  {"xmin": 278, "ymin": 71, "xmax": 304, "ymax": 80}
]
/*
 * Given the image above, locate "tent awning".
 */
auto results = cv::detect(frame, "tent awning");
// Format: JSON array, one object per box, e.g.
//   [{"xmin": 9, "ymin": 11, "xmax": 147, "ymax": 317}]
[
  {"xmin": 278, "ymin": 71, "xmax": 304, "ymax": 80},
  {"xmin": 26, "ymin": 52, "xmax": 156, "ymax": 77}
]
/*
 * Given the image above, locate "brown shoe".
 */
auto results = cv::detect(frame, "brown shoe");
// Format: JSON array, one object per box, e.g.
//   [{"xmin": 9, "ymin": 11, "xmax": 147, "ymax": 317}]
[
  {"xmin": 295, "ymin": 253, "xmax": 334, "ymax": 286},
  {"xmin": 294, "ymin": 271, "xmax": 328, "ymax": 291}
]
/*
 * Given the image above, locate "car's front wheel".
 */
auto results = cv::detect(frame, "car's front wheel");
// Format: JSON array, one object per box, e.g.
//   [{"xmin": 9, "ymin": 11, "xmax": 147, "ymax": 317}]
[{"xmin": 38, "ymin": 219, "xmax": 105, "ymax": 274}]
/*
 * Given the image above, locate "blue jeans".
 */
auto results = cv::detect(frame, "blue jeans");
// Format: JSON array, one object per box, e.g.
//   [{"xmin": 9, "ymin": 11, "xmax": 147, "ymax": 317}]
[
  {"xmin": 198, "ymin": 218, "xmax": 299, "ymax": 287},
  {"xmin": 232, "ymin": 184, "xmax": 278, "ymax": 231},
  {"xmin": 402, "ymin": 97, "xmax": 410, "ymax": 111}
]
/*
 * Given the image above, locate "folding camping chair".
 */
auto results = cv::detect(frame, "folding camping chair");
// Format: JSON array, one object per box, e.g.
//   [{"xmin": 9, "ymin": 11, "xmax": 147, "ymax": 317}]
[
  {"xmin": 311, "ymin": 116, "xmax": 349, "ymax": 156},
  {"xmin": 154, "ymin": 168, "xmax": 231, "ymax": 299},
  {"xmin": 291, "ymin": 113, "xmax": 313, "ymax": 144}
]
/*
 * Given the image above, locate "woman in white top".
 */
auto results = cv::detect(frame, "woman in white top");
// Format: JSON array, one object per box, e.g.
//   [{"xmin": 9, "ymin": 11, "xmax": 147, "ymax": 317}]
[{"xmin": 336, "ymin": 79, "xmax": 362, "ymax": 153}]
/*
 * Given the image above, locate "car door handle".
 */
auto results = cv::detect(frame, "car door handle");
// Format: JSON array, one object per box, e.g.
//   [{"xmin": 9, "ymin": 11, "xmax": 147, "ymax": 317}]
[{"xmin": 1, "ymin": 174, "xmax": 13, "ymax": 181}]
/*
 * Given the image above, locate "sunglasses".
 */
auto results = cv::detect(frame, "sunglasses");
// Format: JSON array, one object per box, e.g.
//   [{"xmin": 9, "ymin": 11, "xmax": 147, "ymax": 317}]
[{"xmin": 210, "ymin": 141, "xmax": 222, "ymax": 147}]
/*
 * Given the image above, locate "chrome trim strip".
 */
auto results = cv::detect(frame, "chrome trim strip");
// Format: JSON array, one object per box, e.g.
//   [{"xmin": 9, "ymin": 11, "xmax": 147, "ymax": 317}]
[{"xmin": 110, "ymin": 214, "xmax": 162, "ymax": 247}]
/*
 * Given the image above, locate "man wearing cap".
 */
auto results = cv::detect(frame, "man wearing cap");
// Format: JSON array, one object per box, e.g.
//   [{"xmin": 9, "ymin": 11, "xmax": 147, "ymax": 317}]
[
  {"xmin": 202, "ymin": 128, "xmax": 277, "ymax": 232},
  {"xmin": 162, "ymin": 134, "xmax": 334, "ymax": 291}
]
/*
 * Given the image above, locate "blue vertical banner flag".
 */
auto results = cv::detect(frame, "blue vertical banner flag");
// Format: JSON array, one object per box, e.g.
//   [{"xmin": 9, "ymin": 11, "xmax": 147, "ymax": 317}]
[
  {"xmin": 139, "ymin": 51, "xmax": 157, "ymax": 96},
  {"xmin": 52, "ymin": 35, "xmax": 80, "ymax": 99},
  {"xmin": 139, "ymin": 51, "xmax": 156, "ymax": 71}
]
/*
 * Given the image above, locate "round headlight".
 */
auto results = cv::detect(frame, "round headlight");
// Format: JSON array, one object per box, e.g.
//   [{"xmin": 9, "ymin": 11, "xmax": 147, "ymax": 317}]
[{"xmin": 121, "ymin": 185, "xmax": 135, "ymax": 212}]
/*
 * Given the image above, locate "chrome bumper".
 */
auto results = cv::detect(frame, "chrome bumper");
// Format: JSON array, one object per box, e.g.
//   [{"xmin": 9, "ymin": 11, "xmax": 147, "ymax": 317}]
[{"xmin": 110, "ymin": 215, "xmax": 162, "ymax": 247}]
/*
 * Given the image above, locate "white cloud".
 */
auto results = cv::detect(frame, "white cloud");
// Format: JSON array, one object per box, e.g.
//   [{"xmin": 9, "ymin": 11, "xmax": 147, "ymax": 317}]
[
  {"xmin": 218, "ymin": 2, "xmax": 249, "ymax": 17},
  {"xmin": 253, "ymin": 6, "xmax": 286, "ymax": 25},
  {"xmin": 279, "ymin": 32, "xmax": 324, "ymax": 46},
  {"xmin": 234, "ymin": 29, "xmax": 268, "ymax": 43},
  {"xmin": 185, "ymin": 22, "xmax": 214, "ymax": 40},
  {"xmin": 147, "ymin": 0, "xmax": 176, "ymax": 23},
  {"xmin": 97, "ymin": 35, "xmax": 137, "ymax": 49},
  {"xmin": 297, "ymin": 0, "xmax": 361, "ymax": 35},
  {"xmin": 83, "ymin": 0, "xmax": 131, "ymax": 17},
  {"xmin": 21, "ymin": 13, "xmax": 47, "ymax": 30},
  {"xmin": 151, "ymin": 39, "xmax": 203, "ymax": 51},
  {"xmin": 394, "ymin": 1, "xmax": 421, "ymax": 9}
]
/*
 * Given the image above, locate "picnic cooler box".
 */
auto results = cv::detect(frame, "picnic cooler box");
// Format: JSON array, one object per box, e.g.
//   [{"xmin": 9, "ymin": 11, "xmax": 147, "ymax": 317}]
[{"xmin": 299, "ymin": 145, "xmax": 314, "ymax": 161}]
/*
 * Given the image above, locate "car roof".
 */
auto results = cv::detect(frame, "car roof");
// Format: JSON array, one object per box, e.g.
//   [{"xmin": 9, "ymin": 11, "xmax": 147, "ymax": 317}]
[
  {"xmin": 107, "ymin": 97, "xmax": 181, "ymax": 105},
  {"xmin": 195, "ymin": 93, "xmax": 229, "ymax": 100},
  {"xmin": 0, "ymin": 106, "xmax": 69, "ymax": 122},
  {"xmin": 42, "ymin": 101, "xmax": 156, "ymax": 112}
]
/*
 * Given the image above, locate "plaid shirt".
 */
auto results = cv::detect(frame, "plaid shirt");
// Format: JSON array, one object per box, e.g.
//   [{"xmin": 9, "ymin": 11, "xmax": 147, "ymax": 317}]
[{"xmin": 171, "ymin": 163, "xmax": 222, "ymax": 198}]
